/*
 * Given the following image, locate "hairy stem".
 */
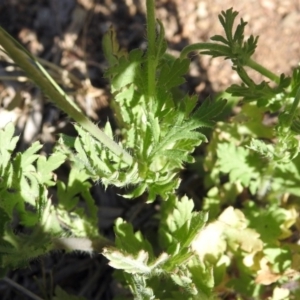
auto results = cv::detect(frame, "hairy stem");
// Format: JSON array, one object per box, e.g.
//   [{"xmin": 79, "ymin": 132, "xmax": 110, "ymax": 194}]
[
  {"xmin": 52, "ymin": 236, "xmax": 113, "ymax": 253},
  {"xmin": 0, "ymin": 27, "xmax": 134, "ymax": 165},
  {"xmin": 146, "ymin": 0, "xmax": 157, "ymax": 100}
]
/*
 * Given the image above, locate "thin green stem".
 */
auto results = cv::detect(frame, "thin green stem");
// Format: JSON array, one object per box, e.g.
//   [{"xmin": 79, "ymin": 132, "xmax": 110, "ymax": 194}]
[
  {"xmin": 180, "ymin": 43, "xmax": 281, "ymax": 85},
  {"xmin": 180, "ymin": 42, "xmax": 232, "ymax": 60},
  {"xmin": 246, "ymin": 58, "xmax": 280, "ymax": 85},
  {"xmin": 146, "ymin": 0, "xmax": 156, "ymax": 100},
  {"xmin": 0, "ymin": 27, "xmax": 133, "ymax": 165}
]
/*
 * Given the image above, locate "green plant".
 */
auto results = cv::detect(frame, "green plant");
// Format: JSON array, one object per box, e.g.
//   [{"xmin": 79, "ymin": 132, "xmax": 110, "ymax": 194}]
[{"xmin": 0, "ymin": 1, "xmax": 300, "ymax": 299}]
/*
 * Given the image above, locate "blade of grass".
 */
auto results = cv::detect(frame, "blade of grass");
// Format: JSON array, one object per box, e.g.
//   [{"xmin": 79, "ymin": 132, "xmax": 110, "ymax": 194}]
[{"xmin": 0, "ymin": 27, "xmax": 133, "ymax": 165}]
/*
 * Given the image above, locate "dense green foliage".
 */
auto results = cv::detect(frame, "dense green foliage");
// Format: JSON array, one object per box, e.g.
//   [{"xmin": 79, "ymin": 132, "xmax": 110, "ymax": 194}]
[{"xmin": 0, "ymin": 1, "xmax": 300, "ymax": 299}]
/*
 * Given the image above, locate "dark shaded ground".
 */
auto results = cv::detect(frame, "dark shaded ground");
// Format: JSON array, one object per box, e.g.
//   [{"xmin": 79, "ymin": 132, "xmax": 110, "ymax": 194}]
[{"xmin": 0, "ymin": 0, "xmax": 299, "ymax": 299}]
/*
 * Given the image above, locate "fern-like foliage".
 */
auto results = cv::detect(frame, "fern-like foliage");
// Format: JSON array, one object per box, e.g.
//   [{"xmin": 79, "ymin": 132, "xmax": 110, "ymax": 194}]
[
  {"xmin": 206, "ymin": 8, "xmax": 258, "ymax": 63},
  {"xmin": 0, "ymin": 123, "xmax": 68, "ymax": 271},
  {"xmin": 58, "ymin": 24, "xmax": 226, "ymax": 202},
  {"xmin": 0, "ymin": 123, "xmax": 65, "ymax": 226},
  {"xmin": 102, "ymin": 25, "xmax": 193, "ymax": 200},
  {"xmin": 0, "ymin": 123, "xmax": 109, "ymax": 273},
  {"xmin": 188, "ymin": 8, "xmax": 290, "ymax": 109},
  {"xmin": 102, "ymin": 195, "xmax": 212, "ymax": 299}
]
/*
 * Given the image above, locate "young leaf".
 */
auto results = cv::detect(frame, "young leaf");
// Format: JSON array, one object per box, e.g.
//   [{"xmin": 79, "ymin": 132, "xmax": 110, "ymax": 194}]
[
  {"xmin": 103, "ymin": 248, "xmax": 168, "ymax": 275},
  {"xmin": 192, "ymin": 97, "xmax": 227, "ymax": 127},
  {"xmin": 105, "ymin": 49, "xmax": 144, "ymax": 93},
  {"xmin": 114, "ymin": 218, "xmax": 154, "ymax": 257},
  {"xmin": 157, "ymin": 58, "xmax": 190, "ymax": 89},
  {"xmin": 0, "ymin": 122, "xmax": 18, "ymax": 153},
  {"xmin": 20, "ymin": 141, "xmax": 43, "ymax": 168},
  {"xmin": 188, "ymin": 257, "xmax": 214, "ymax": 299},
  {"xmin": 216, "ymin": 142, "xmax": 261, "ymax": 189},
  {"xmin": 37, "ymin": 153, "xmax": 66, "ymax": 186}
]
